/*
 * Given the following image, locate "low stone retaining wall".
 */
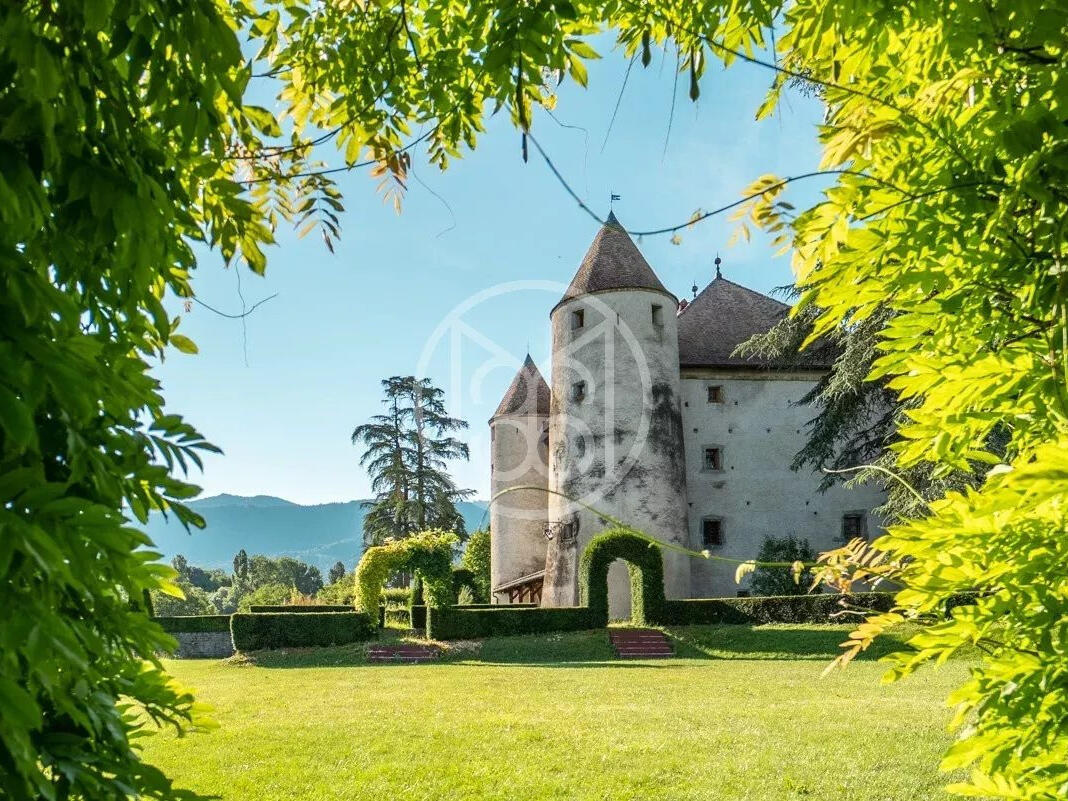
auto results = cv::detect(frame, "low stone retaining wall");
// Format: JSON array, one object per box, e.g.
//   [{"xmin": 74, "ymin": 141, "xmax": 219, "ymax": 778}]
[{"xmin": 171, "ymin": 631, "xmax": 235, "ymax": 659}]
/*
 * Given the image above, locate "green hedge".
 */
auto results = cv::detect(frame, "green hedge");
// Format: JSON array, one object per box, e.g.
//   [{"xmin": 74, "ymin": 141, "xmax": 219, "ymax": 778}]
[
  {"xmin": 248, "ymin": 605, "xmax": 351, "ymax": 613},
  {"xmin": 427, "ymin": 606, "xmax": 598, "ymax": 640},
  {"xmin": 230, "ymin": 612, "xmax": 376, "ymax": 651},
  {"xmin": 579, "ymin": 529, "xmax": 666, "ymax": 626},
  {"xmin": 659, "ymin": 593, "xmax": 898, "ymax": 625},
  {"xmin": 155, "ymin": 615, "xmax": 232, "ymax": 633}
]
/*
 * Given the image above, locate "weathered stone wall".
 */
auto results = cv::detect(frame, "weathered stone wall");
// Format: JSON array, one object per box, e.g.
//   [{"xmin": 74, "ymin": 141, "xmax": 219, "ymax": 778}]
[
  {"xmin": 545, "ymin": 288, "xmax": 690, "ymax": 616},
  {"xmin": 489, "ymin": 413, "xmax": 549, "ymax": 599},
  {"xmin": 170, "ymin": 631, "xmax": 235, "ymax": 659},
  {"xmin": 680, "ymin": 369, "xmax": 887, "ymax": 597}
]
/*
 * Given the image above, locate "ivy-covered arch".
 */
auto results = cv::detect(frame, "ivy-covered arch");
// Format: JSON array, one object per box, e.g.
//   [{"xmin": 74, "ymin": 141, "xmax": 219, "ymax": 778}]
[
  {"xmin": 579, "ymin": 528, "xmax": 666, "ymax": 626},
  {"xmin": 354, "ymin": 530, "xmax": 458, "ymax": 616}
]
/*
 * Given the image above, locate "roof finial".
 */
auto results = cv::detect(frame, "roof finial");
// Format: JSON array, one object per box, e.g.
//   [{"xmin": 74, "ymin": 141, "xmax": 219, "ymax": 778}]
[
  {"xmin": 714, "ymin": 254, "xmax": 722, "ymax": 279},
  {"xmin": 691, "ymin": 281, "xmax": 698, "ymax": 299}
]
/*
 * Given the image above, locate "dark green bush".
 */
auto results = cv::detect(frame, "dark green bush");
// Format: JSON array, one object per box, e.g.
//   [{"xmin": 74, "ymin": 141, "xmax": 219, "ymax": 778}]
[
  {"xmin": 579, "ymin": 528, "xmax": 666, "ymax": 626},
  {"xmin": 380, "ymin": 587, "xmax": 411, "ymax": 605},
  {"xmin": 248, "ymin": 605, "xmax": 351, "ymax": 613},
  {"xmin": 410, "ymin": 604, "xmax": 427, "ymax": 630},
  {"xmin": 155, "ymin": 615, "xmax": 232, "ymax": 633},
  {"xmin": 450, "ymin": 567, "xmax": 485, "ymax": 604},
  {"xmin": 661, "ymin": 593, "xmax": 897, "ymax": 625},
  {"xmin": 427, "ymin": 606, "xmax": 598, "ymax": 640},
  {"xmin": 230, "ymin": 612, "xmax": 376, "ymax": 651}
]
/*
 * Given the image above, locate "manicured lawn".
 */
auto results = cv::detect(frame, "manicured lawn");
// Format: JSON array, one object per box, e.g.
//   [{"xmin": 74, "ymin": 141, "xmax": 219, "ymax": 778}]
[{"xmin": 144, "ymin": 625, "xmax": 970, "ymax": 801}]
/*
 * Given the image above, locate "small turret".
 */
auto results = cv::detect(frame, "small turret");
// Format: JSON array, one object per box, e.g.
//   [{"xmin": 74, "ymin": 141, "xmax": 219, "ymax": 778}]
[{"xmin": 489, "ymin": 356, "xmax": 550, "ymax": 603}]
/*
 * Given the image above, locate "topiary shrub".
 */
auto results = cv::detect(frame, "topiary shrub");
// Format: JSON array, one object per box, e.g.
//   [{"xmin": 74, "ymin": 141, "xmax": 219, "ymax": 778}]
[
  {"xmin": 248, "ymin": 605, "xmax": 350, "ymax": 613},
  {"xmin": 660, "ymin": 593, "xmax": 898, "ymax": 625},
  {"xmin": 155, "ymin": 615, "xmax": 232, "ymax": 633},
  {"xmin": 451, "ymin": 567, "xmax": 484, "ymax": 604},
  {"xmin": 230, "ymin": 611, "xmax": 375, "ymax": 651},
  {"xmin": 427, "ymin": 606, "xmax": 598, "ymax": 640},
  {"xmin": 353, "ymin": 530, "xmax": 458, "ymax": 616},
  {"xmin": 579, "ymin": 528, "xmax": 666, "ymax": 626}
]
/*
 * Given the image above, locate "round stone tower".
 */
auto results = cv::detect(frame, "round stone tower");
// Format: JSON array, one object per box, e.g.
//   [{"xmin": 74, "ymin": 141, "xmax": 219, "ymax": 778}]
[
  {"xmin": 489, "ymin": 355, "xmax": 551, "ymax": 603},
  {"xmin": 543, "ymin": 213, "xmax": 690, "ymax": 616}
]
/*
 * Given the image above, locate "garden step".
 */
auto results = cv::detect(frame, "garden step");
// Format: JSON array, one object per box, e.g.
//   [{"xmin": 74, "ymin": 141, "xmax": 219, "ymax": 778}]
[
  {"xmin": 609, "ymin": 629, "xmax": 674, "ymax": 659},
  {"xmin": 368, "ymin": 644, "xmax": 440, "ymax": 663}
]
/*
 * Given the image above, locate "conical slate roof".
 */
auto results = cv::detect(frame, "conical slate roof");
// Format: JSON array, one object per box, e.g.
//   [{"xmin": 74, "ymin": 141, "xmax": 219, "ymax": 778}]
[
  {"xmin": 492, "ymin": 355, "xmax": 551, "ymax": 418},
  {"xmin": 553, "ymin": 213, "xmax": 675, "ymax": 312},
  {"xmin": 678, "ymin": 276, "xmax": 817, "ymax": 368}
]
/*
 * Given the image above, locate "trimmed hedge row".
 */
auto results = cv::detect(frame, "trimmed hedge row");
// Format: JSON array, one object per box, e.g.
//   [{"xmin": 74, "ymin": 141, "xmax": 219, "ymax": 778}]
[
  {"xmin": 230, "ymin": 612, "xmax": 376, "ymax": 651},
  {"xmin": 658, "ymin": 593, "xmax": 897, "ymax": 626},
  {"xmin": 426, "ymin": 606, "xmax": 598, "ymax": 640},
  {"xmin": 155, "ymin": 615, "xmax": 232, "ymax": 633},
  {"xmin": 248, "ymin": 604, "xmax": 351, "ymax": 613}
]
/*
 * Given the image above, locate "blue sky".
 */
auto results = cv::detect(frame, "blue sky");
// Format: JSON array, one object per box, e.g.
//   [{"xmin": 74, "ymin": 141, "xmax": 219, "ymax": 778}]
[{"xmin": 155, "ymin": 37, "xmax": 827, "ymax": 505}]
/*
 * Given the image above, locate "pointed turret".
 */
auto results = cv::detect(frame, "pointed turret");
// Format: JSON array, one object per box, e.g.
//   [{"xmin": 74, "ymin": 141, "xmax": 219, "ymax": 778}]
[
  {"xmin": 491, "ymin": 355, "xmax": 551, "ymax": 419},
  {"xmin": 553, "ymin": 213, "xmax": 675, "ymax": 312}
]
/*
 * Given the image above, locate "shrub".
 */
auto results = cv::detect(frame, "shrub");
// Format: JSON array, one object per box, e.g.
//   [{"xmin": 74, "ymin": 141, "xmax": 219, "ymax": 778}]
[
  {"xmin": 451, "ymin": 567, "xmax": 483, "ymax": 604},
  {"xmin": 230, "ymin": 612, "xmax": 376, "ymax": 651},
  {"xmin": 353, "ymin": 530, "xmax": 458, "ymax": 614},
  {"xmin": 150, "ymin": 580, "xmax": 214, "ymax": 617},
  {"xmin": 380, "ymin": 587, "xmax": 411, "ymax": 605},
  {"xmin": 579, "ymin": 528, "xmax": 666, "ymax": 626},
  {"xmin": 248, "ymin": 605, "xmax": 351, "ymax": 613},
  {"xmin": 749, "ymin": 536, "xmax": 817, "ymax": 597},
  {"xmin": 155, "ymin": 615, "xmax": 232, "ymax": 633},
  {"xmin": 460, "ymin": 528, "xmax": 491, "ymax": 600},
  {"xmin": 660, "ymin": 593, "xmax": 898, "ymax": 626},
  {"xmin": 237, "ymin": 581, "xmax": 291, "ymax": 612},
  {"xmin": 427, "ymin": 606, "xmax": 598, "ymax": 640},
  {"xmin": 317, "ymin": 576, "xmax": 356, "ymax": 606}
]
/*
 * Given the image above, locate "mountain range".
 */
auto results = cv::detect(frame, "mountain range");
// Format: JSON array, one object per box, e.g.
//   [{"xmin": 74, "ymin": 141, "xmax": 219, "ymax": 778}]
[{"xmin": 145, "ymin": 494, "xmax": 490, "ymax": 573}]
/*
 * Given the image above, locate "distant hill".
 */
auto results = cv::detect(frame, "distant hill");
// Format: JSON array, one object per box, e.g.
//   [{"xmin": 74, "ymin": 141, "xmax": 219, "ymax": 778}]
[{"xmin": 145, "ymin": 494, "xmax": 489, "ymax": 572}]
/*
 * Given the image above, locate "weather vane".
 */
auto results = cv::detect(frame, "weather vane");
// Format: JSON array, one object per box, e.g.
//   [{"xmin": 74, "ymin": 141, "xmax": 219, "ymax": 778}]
[{"xmin": 610, "ymin": 192, "xmax": 621, "ymax": 210}]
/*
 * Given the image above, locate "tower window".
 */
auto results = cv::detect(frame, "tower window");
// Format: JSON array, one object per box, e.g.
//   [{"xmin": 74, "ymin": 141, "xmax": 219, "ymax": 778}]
[
  {"xmin": 575, "ymin": 435, "xmax": 586, "ymax": 457},
  {"xmin": 842, "ymin": 513, "xmax": 867, "ymax": 541},
  {"xmin": 571, "ymin": 309, "xmax": 585, "ymax": 330},
  {"xmin": 571, "ymin": 381, "xmax": 586, "ymax": 403},
  {"xmin": 702, "ymin": 519, "xmax": 724, "ymax": 548},
  {"xmin": 703, "ymin": 447, "xmax": 722, "ymax": 471},
  {"xmin": 707, "ymin": 385, "xmax": 724, "ymax": 403},
  {"xmin": 651, "ymin": 304, "xmax": 663, "ymax": 326}
]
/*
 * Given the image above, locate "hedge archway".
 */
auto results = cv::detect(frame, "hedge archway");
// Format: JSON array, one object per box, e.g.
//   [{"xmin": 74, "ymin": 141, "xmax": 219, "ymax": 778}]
[
  {"xmin": 354, "ymin": 530, "xmax": 458, "ymax": 616},
  {"xmin": 579, "ymin": 529, "xmax": 666, "ymax": 626}
]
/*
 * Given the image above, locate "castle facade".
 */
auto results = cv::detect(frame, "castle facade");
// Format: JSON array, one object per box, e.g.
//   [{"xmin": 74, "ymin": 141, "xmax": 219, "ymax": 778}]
[{"xmin": 489, "ymin": 214, "xmax": 885, "ymax": 615}]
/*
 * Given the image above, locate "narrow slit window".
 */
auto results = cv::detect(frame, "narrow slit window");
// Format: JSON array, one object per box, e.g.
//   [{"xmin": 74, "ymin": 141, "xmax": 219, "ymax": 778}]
[
  {"xmin": 571, "ymin": 381, "xmax": 586, "ymax": 403},
  {"xmin": 575, "ymin": 435, "xmax": 586, "ymax": 458},
  {"xmin": 651, "ymin": 304, "xmax": 663, "ymax": 326},
  {"xmin": 707, "ymin": 385, "xmax": 724, "ymax": 403},
  {"xmin": 571, "ymin": 309, "xmax": 585, "ymax": 330},
  {"xmin": 702, "ymin": 519, "xmax": 724, "ymax": 548},
  {"xmin": 703, "ymin": 447, "xmax": 722, "ymax": 471}
]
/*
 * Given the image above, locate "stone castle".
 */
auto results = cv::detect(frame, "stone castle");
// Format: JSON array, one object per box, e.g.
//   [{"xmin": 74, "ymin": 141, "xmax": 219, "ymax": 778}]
[{"xmin": 488, "ymin": 214, "xmax": 884, "ymax": 615}]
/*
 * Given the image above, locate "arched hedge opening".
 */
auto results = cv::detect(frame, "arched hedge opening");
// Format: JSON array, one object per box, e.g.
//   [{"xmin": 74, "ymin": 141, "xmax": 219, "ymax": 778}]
[
  {"xmin": 579, "ymin": 528, "xmax": 666, "ymax": 626},
  {"xmin": 354, "ymin": 530, "xmax": 458, "ymax": 617}
]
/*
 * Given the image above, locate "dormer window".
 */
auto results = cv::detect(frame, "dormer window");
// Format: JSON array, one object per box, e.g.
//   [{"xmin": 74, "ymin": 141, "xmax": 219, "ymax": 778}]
[
  {"xmin": 571, "ymin": 381, "xmax": 586, "ymax": 403},
  {"xmin": 571, "ymin": 309, "xmax": 585, "ymax": 330},
  {"xmin": 651, "ymin": 304, "xmax": 663, "ymax": 327}
]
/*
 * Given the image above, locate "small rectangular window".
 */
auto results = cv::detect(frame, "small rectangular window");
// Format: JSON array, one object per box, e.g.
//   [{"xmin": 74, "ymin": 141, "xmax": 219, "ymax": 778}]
[
  {"xmin": 571, "ymin": 381, "xmax": 586, "ymax": 403},
  {"xmin": 842, "ymin": 513, "xmax": 866, "ymax": 541},
  {"xmin": 703, "ymin": 447, "xmax": 722, "ymax": 471},
  {"xmin": 707, "ymin": 385, "xmax": 724, "ymax": 403},
  {"xmin": 651, "ymin": 304, "xmax": 663, "ymax": 326},
  {"xmin": 702, "ymin": 519, "xmax": 723, "ymax": 547},
  {"xmin": 575, "ymin": 435, "xmax": 585, "ymax": 457},
  {"xmin": 571, "ymin": 309, "xmax": 585, "ymax": 330}
]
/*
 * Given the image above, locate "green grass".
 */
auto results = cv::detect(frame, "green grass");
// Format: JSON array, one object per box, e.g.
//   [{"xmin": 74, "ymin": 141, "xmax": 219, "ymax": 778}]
[{"xmin": 144, "ymin": 625, "xmax": 970, "ymax": 801}]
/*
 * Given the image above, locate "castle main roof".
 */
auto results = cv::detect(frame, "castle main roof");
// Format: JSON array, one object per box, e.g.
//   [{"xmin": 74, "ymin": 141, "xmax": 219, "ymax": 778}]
[
  {"xmin": 492, "ymin": 355, "xmax": 551, "ymax": 418},
  {"xmin": 678, "ymin": 276, "xmax": 808, "ymax": 368},
  {"xmin": 554, "ymin": 213, "xmax": 676, "ymax": 312}
]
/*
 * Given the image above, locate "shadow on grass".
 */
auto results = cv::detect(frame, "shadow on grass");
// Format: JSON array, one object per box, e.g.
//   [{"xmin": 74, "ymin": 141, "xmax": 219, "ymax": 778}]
[{"xmin": 227, "ymin": 624, "xmax": 926, "ymax": 670}]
